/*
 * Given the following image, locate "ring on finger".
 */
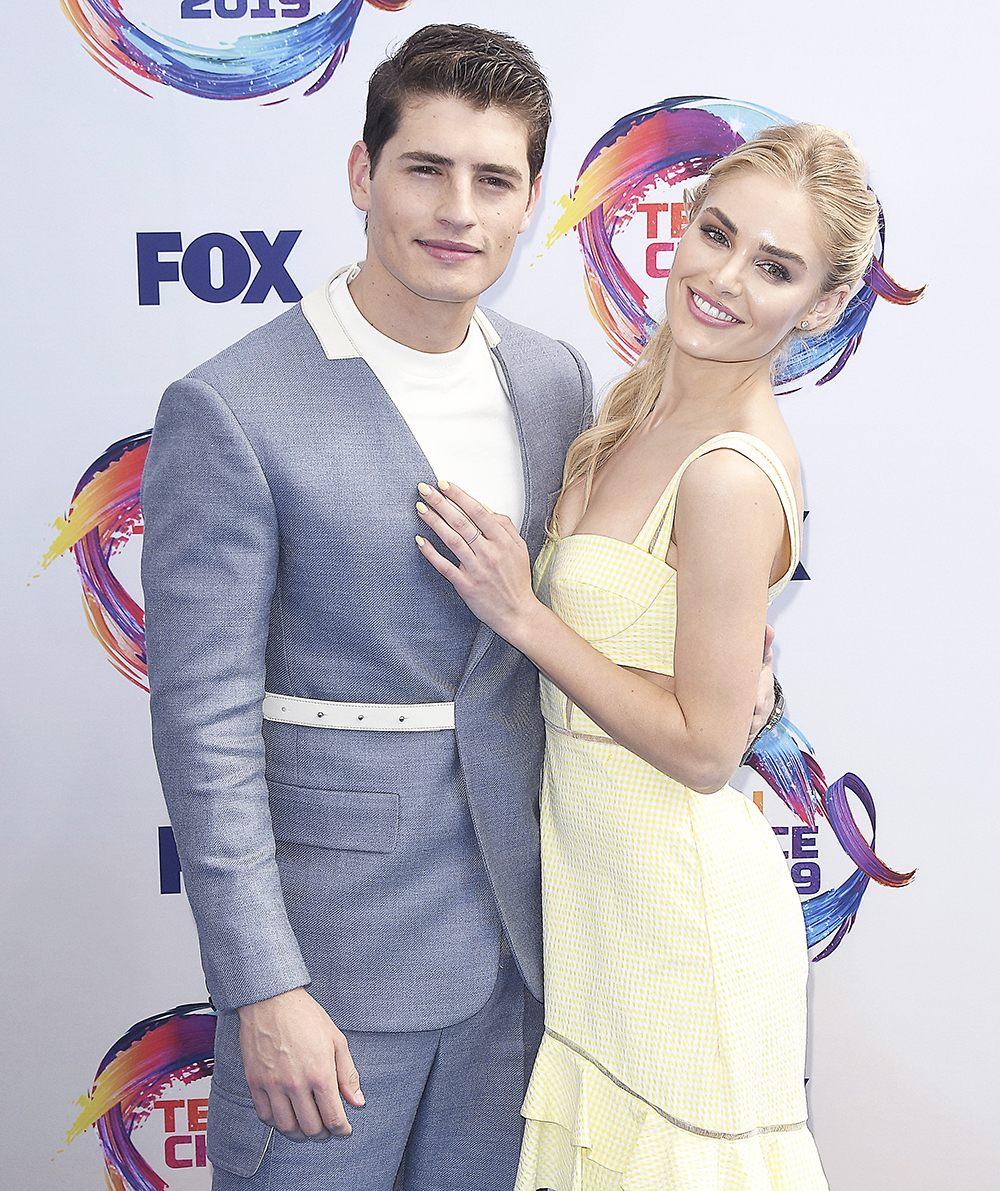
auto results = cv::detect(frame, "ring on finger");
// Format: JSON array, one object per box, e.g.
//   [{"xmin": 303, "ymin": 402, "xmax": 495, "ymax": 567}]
[{"xmin": 466, "ymin": 527, "xmax": 482, "ymax": 546}]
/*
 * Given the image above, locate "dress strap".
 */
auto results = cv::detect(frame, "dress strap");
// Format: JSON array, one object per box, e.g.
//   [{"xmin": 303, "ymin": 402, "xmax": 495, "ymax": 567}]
[{"xmin": 636, "ymin": 433, "xmax": 801, "ymax": 595}]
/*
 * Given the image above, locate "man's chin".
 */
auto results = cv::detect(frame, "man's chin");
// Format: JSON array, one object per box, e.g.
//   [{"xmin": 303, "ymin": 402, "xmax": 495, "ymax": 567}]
[{"xmin": 402, "ymin": 279, "xmax": 494, "ymax": 308}]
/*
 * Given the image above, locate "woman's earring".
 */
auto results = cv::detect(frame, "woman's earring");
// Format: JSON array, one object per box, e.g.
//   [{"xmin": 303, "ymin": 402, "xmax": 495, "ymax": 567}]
[{"xmin": 800, "ymin": 320, "xmax": 809, "ymax": 329}]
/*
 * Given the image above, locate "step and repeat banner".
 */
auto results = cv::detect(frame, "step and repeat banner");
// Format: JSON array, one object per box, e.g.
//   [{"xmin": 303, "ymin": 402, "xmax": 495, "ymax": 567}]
[{"xmin": 3, "ymin": 2, "xmax": 997, "ymax": 1189}]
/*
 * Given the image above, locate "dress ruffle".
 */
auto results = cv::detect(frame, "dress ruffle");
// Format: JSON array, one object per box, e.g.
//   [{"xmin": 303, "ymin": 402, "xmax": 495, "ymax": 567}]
[{"xmin": 514, "ymin": 1036, "xmax": 828, "ymax": 1191}]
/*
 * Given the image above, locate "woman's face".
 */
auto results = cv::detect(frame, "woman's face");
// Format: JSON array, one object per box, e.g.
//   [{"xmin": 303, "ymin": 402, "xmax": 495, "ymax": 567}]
[{"xmin": 665, "ymin": 171, "xmax": 845, "ymax": 366}]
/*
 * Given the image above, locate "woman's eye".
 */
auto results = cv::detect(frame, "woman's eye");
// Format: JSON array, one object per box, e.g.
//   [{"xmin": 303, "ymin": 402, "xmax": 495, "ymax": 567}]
[
  {"xmin": 701, "ymin": 224, "xmax": 728, "ymax": 245},
  {"xmin": 759, "ymin": 260, "xmax": 791, "ymax": 282}
]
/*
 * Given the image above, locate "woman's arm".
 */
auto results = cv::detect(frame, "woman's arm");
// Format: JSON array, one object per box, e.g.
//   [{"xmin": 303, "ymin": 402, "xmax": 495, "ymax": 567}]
[{"xmin": 415, "ymin": 450, "xmax": 787, "ymax": 793}]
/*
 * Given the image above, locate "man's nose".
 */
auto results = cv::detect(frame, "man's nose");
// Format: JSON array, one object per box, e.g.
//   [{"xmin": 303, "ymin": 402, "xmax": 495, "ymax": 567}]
[{"xmin": 436, "ymin": 176, "xmax": 477, "ymax": 229}]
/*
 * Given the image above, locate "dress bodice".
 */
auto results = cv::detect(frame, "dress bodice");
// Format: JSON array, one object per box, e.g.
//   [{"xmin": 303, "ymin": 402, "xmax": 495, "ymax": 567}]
[{"xmin": 533, "ymin": 432, "xmax": 801, "ymax": 740}]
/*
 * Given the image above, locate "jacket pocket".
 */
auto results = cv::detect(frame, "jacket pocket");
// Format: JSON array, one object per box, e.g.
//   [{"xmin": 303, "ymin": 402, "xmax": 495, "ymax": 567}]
[
  {"xmin": 268, "ymin": 782, "xmax": 399, "ymax": 852},
  {"xmin": 206, "ymin": 1082, "xmax": 273, "ymax": 1177}
]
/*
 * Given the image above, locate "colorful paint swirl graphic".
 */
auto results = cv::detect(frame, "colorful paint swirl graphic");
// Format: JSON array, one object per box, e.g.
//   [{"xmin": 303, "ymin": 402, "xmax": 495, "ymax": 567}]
[
  {"xmin": 746, "ymin": 720, "xmax": 914, "ymax": 959},
  {"xmin": 548, "ymin": 96, "xmax": 922, "ymax": 386},
  {"xmin": 43, "ymin": 431, "xmax": 151, "ymax": 690},
  {"xmin": 61, "ymin": 0, "xmax": 409, "ymax": 101},
  {"xmin": 67, "ymin": 1003, "xmax": 216, "ymax": 1191}
]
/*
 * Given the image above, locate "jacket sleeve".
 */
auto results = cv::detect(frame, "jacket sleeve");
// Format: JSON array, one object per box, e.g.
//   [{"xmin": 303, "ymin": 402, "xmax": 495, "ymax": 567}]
[{"xmin": 141, "ymin": 376, "xmax": 311, "ymax": 1011}]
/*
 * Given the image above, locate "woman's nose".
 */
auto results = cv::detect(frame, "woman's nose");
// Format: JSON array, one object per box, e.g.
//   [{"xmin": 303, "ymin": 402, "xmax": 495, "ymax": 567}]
[{"xmin": 711, "ymin": 252, "xmax": 744, "ymax": 297}]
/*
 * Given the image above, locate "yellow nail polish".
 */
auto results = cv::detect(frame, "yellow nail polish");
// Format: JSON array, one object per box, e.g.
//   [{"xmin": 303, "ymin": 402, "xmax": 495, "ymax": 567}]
[
  {"xmin": 417, "ymin": 482, "xmax": 433, "ymax": 496},
  {"xmin": 415, "ymin": 535, "xmax": 426, "ymax": 546},
  {"xmin": 416, "ymin": 501, "xmax": 427, "ymax": 514},
  {"xmin": 439, "ymin": 480, "xmax": 450, "ymax": 491}
]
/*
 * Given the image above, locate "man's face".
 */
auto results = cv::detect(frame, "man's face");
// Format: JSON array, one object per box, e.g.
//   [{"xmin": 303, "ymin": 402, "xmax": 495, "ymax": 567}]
[{"xmin": 349, "ymin": 95, "xmax": 541, "ymax": 310}]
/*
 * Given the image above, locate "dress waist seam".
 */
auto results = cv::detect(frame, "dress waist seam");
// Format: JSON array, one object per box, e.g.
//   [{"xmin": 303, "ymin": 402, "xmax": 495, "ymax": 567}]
[
  {"xmin": 543, "ymin": 1027, "xmax": 807, "ymax": 1141},
  {"xmin": 542, "ymin": 717, "xmax": 615, "ymax": 743}
]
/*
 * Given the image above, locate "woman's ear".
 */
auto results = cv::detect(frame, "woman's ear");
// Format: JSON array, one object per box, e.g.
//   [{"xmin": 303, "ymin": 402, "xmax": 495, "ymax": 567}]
[{"xmin": 804, "ymin": 284, "xmax": 851, "ymax": 331}]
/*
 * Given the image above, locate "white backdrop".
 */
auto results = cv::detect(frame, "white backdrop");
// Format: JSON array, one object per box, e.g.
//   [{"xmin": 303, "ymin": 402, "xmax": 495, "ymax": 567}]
[{"xmin": 3, "ymin": 2, "xmax": 998, "ymax": 1188}]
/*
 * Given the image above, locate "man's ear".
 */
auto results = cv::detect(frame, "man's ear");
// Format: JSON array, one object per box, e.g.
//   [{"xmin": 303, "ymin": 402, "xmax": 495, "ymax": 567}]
[
  {"xmin": 805, "ymin": 284, "xmax": 851, "ymax": 331},
  {"xmin": 518, "ymin": 174, "xmax": 543, "ymax": 235},
  {"xmin": 348, "ymin": 141, "xmax": 372, "ymax": 213}
]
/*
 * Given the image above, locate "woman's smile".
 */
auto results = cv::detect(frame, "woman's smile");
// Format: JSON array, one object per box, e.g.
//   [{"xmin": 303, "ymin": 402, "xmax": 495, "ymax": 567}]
[{"xmin": 687, "ymin": 287, "xmax": 744, "ymax": 325}]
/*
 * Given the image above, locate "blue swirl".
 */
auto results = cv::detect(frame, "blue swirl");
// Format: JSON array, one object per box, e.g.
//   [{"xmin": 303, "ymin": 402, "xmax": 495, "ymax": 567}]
[{"xmin": 75, "ymin": 0, "xmax": 366, "ymax": 100}]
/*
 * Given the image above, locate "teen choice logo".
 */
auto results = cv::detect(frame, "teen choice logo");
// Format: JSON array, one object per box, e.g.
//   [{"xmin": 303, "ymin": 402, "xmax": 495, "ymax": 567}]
[
  {"xmin": 65, "ymin": 1003, "xmax": 217, "ymax": 1191},
  {"xmin": 61, "ymin": 0, "xmax": 409, "ymax": 101},
  {"xmin": 548, "ymin": 95, "xmax": 919, "ymax": 389}
]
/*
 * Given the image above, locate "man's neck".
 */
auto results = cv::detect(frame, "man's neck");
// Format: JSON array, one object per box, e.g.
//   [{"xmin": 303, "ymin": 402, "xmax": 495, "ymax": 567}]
[{"xmin": 348, "ymin": 261, "xmax": 478, "ymax": 354}]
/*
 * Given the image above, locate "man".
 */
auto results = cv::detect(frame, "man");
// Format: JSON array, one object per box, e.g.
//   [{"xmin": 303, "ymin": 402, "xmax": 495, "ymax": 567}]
[{"xmin": 142, "ymin": 24, "xmax": 591, "ymax": 1191}]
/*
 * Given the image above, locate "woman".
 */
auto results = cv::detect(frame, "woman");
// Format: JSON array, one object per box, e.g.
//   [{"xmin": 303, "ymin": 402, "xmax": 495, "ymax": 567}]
[{"xmin": 416, "ymin": 125, "xmax": 884, "ymax": 1190}]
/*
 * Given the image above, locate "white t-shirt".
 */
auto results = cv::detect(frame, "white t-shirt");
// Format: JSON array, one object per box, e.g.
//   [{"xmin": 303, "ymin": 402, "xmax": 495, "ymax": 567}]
[{"xmin": 329, "ymin": 267, "xmax": 525, "ymax": 526}]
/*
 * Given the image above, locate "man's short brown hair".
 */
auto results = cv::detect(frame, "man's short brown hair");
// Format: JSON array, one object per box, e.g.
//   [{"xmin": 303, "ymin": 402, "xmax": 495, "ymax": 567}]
[{"xmin": 363, "ymin": 24, "xmax": 552, "ymax": 183}]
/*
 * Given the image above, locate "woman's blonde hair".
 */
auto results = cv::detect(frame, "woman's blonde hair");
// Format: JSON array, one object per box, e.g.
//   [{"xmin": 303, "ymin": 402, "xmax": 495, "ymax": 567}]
[{"xmin": 554, "ymin": 124, "xmax": 881, "ymax": 530}]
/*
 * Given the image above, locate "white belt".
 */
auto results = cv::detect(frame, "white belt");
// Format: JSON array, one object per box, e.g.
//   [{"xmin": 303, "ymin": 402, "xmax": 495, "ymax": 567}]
[{"xmin": 262, "ymin": 692, "xmax": 455, "ymax": 732}]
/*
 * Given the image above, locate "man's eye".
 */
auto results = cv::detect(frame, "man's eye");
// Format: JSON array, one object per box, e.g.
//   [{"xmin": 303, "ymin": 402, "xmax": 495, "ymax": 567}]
[{"xmin": 482, "ymin": 176, "xmax": 514, "ymax": 189}]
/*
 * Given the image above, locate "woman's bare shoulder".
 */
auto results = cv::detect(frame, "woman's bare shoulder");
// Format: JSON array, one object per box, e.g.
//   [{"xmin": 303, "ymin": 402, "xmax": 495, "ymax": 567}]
[
  {"xmin": 673, "ymin": 445, "xmax": 795, "ymax": 583},
  {"xmin": 677, "ymin": 445, "xmax": 786, "ymax": 511},
  {"xmin": 681, "ymin": 426, "xmax": 802, "ymax": 519}
]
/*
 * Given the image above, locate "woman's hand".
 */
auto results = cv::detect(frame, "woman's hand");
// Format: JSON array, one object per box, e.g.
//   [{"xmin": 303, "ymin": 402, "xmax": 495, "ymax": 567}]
[{"xmin": 415, "ymin": 481, "xmax": 542, "ymax": 646}]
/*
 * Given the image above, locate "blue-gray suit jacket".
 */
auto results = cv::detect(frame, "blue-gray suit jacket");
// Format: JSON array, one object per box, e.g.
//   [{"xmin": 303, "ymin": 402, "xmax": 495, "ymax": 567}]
[{"xmin": 141, "ymin": 278, "xmax": 591, "ymax": 1058}]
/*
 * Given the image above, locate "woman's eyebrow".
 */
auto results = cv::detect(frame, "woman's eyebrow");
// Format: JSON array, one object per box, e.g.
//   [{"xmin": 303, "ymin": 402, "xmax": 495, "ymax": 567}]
[
  {"xmin": 760, "ymin": 242, "xmax": 807, "ymax": 267},
  {"xmin": 705, "ymin": 206, "xmax": 808, "ymax": 268},
  {"xmin": 704, "ymin": 206, "xmax": 738, "ymax": 234}
]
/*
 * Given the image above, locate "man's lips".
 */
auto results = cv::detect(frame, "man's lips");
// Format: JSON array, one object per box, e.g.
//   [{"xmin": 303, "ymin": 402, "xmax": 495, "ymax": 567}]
[
  {"xmin": 687, "ymin": 286, "xmax": 743, "ymax": 326},
  {"xmin": 417, "ymin": 240, "xmax": 481, "ymax": 262}
]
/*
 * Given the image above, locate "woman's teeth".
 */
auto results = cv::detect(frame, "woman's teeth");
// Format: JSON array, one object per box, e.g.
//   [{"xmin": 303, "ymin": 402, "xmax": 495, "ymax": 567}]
[{"xmin": 692, "ymin": 292, "xmax": 739, "ymax": 323}]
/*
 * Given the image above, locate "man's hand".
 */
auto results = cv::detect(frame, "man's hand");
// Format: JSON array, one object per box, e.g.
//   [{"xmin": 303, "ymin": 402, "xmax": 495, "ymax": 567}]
[
  {"xmin": 238, "ymin": 987, "xmax": 364, "ymax": 1141},
  {"xmin": 747, "ymin": 624, "xmax": 776, "ymax": 743}
]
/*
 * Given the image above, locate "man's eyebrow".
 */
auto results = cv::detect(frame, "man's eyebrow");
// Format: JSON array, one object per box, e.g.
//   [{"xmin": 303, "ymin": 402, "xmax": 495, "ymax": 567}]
[
  {"xmin": 476, "ymin": 161, "xmax": 524, "ymax": 182},
  {"xmin": 399, "ymin": 151, "xmax": 454, "ymax": 168},
  {"xmin": 398, "ymin": 151, "xmax": 524, "ymax": 183},
  {"xmin": 704, "ymin": 206, "xmax": 808, "ymax": 268}
]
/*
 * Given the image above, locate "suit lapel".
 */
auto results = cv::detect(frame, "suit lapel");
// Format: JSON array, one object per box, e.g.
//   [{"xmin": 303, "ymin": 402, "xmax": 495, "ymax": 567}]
[
  {"xmin": 304, "ymin": 281, "xmax": 560, "ymax": 694},
  {"xmin": 456, "ymin": 333, "xmax": 557, "ymax": 693}
]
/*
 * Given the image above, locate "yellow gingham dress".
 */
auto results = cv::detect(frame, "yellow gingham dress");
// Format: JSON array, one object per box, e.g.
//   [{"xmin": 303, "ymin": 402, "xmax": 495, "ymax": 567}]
[{"xmin": 516, "ymin": 434, "xmax": 828, "ymax": 1191}]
